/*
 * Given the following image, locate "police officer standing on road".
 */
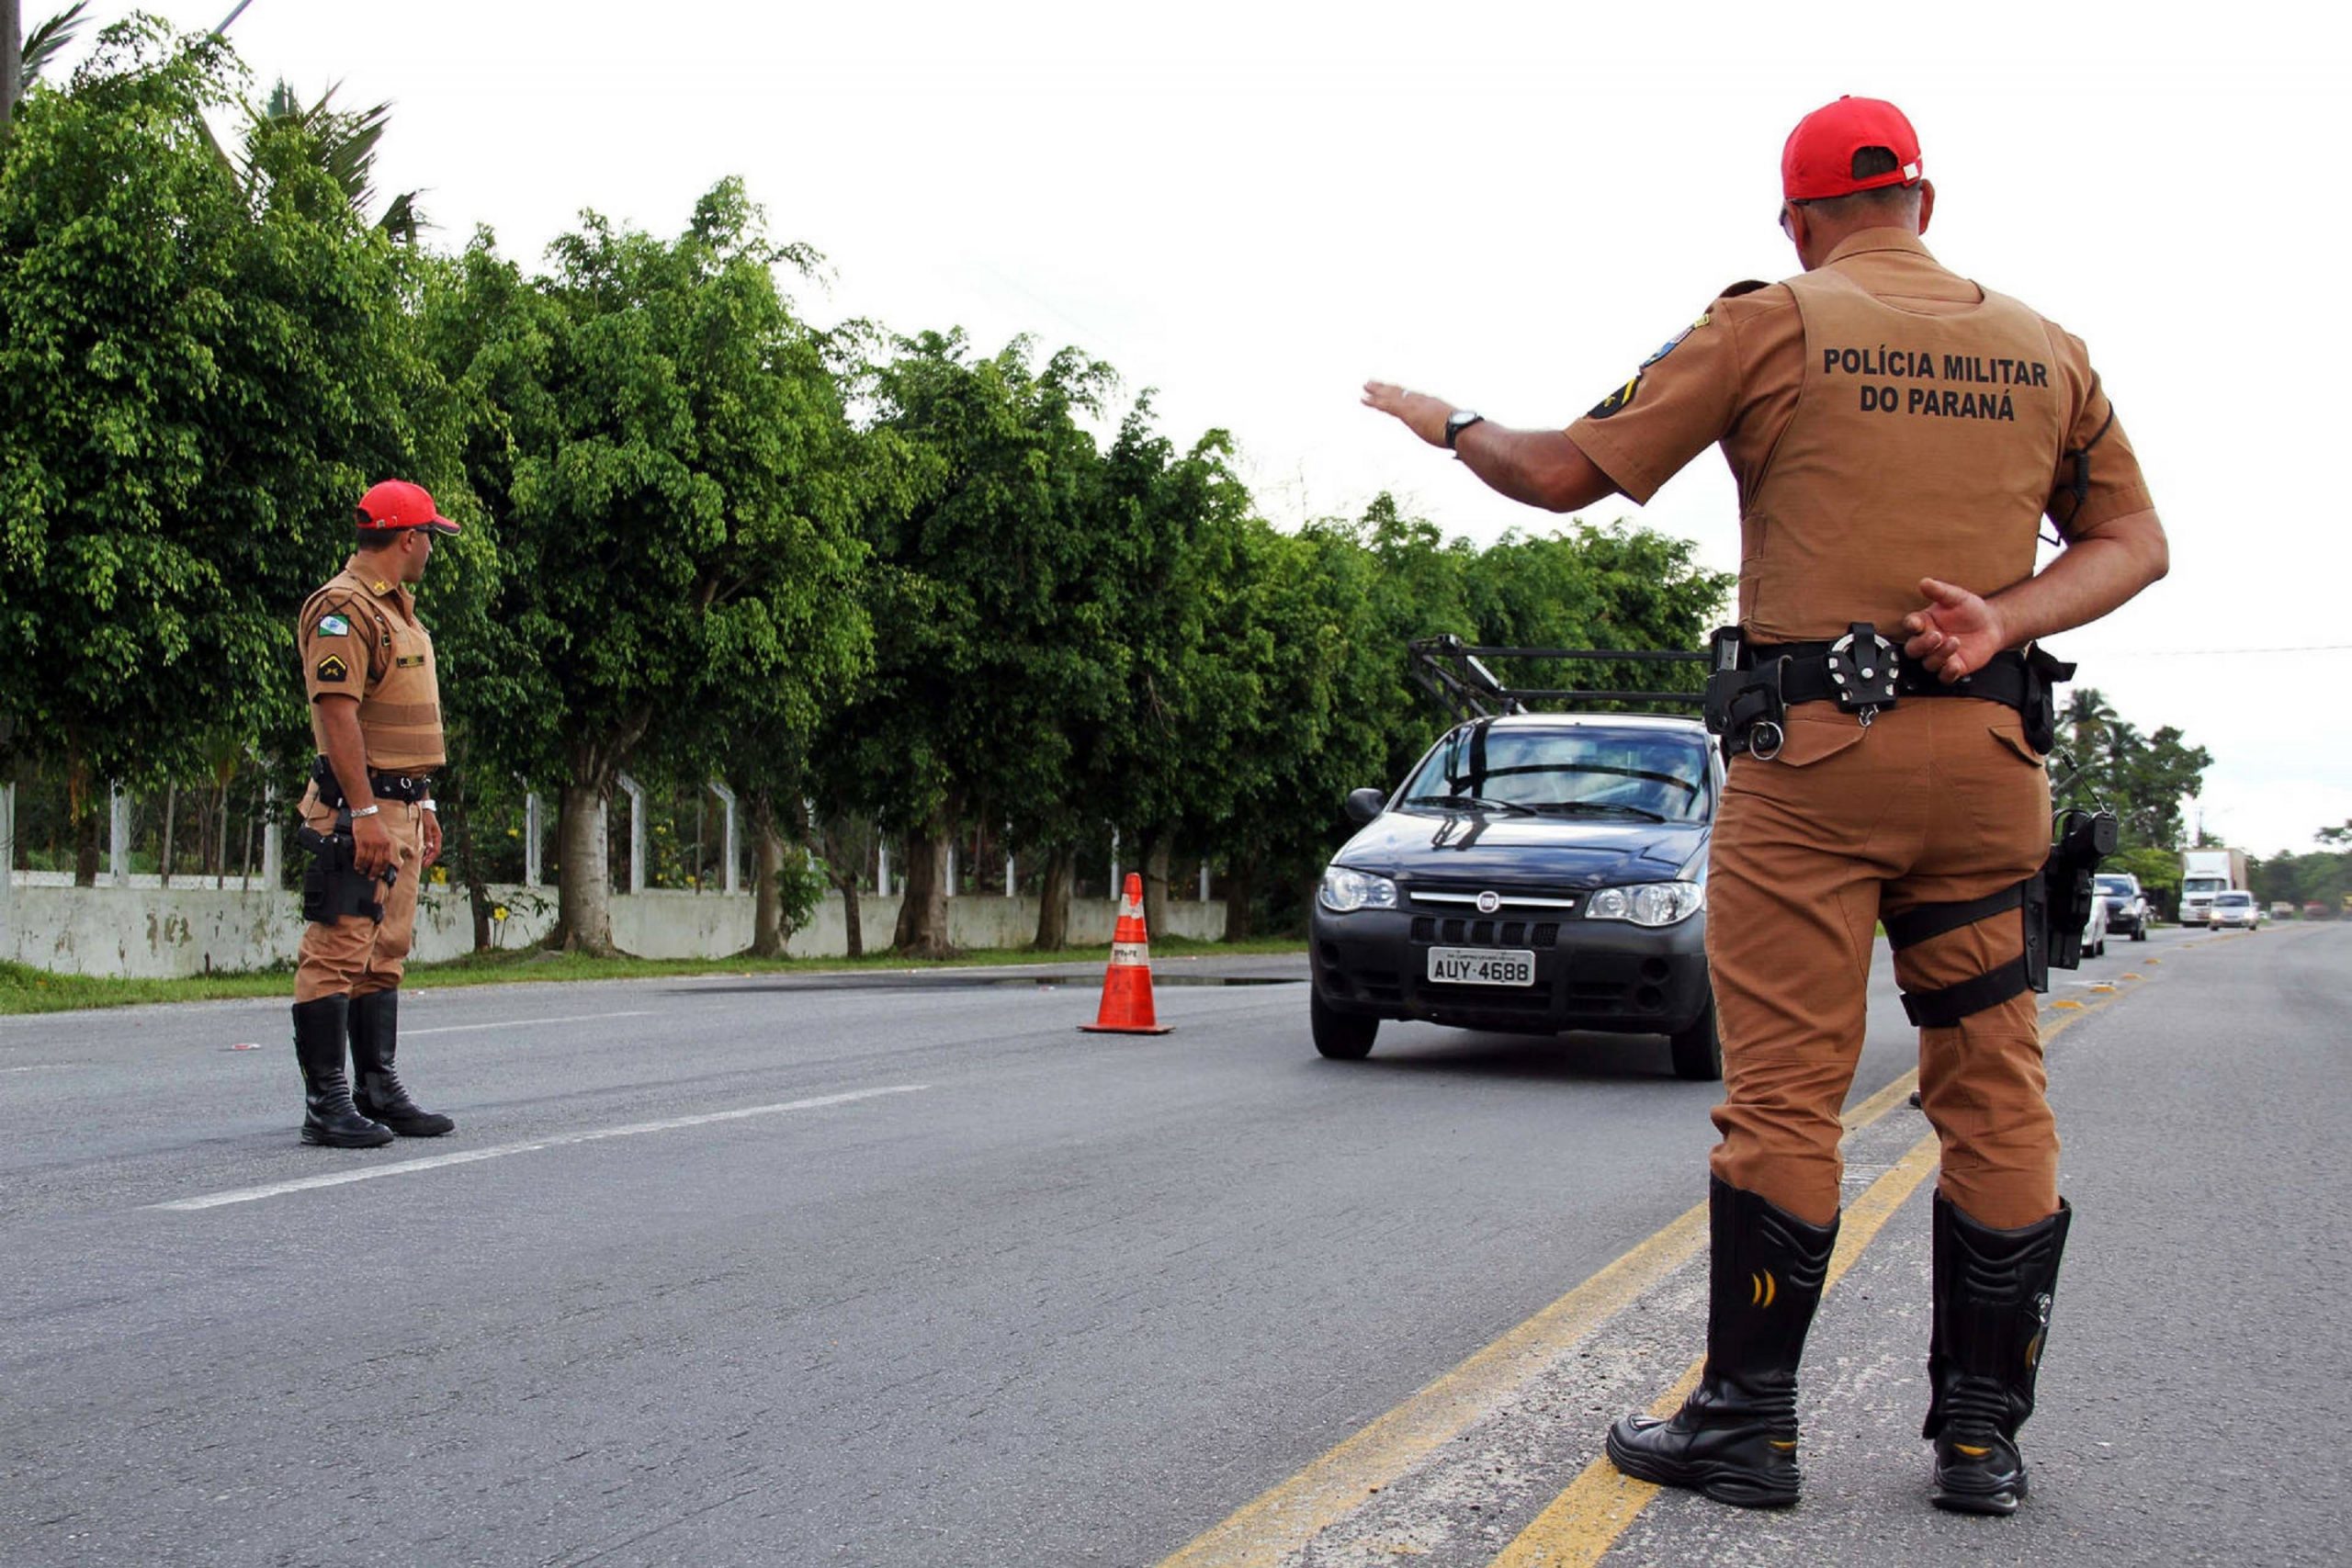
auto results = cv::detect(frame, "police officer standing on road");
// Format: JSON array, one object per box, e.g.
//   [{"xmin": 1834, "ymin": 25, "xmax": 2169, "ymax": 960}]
[
  {"xmin": 1364, "ymin": 97, "xmax": 2167, "ymax": 1515},
  {"xmin": 288, "ymin": 479, "xmax": 461, "ymax": 1148}
]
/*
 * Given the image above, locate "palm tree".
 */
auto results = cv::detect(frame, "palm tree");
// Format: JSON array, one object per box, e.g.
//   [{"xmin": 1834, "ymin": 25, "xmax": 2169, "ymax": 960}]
[
  {"xmin": 2064, "ymin": 687, "xmax": 2117, "ymax": 759},
  {"xmin": 4, "ymin": 1, "xmax": 88, "ymax": 125},
  {"xmin": 235, "ymin": 79, "xmax": 425, "ymax": 242}
]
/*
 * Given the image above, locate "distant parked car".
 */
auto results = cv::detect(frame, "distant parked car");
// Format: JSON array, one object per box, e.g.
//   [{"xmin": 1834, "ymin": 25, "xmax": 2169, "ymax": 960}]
[
  {"xmin": 2080, "ymin": 883, "xmax": 2109, "ymax": 957},
  {"xmin": 2096, "ymin": 873, "xmax": 2148, "ymax": 942},
  {"xmin": 2211, "ymin": 891, "xmax": 2261, "ymax": 931},
  {"xmin": 2303, "ymin": 901, "xmax": 2333, "ymax": 920},
  {"xmin": 2270, "ymin": 901, "xmax": 2299, "ymax": 920}
]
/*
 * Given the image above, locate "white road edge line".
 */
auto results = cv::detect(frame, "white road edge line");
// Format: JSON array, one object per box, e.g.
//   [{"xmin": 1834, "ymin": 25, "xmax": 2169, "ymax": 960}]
[
  {"xmin": 401, "ymin": 1010, "xmax": 659, "ymax": 1037},
  {"xmin": 149, "ymin": 1084, "xmax": 932, "ymax": 1212}
]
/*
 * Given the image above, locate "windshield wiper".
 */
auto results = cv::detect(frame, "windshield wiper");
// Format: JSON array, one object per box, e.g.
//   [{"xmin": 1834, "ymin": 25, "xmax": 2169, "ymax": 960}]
[
  {"xmin": 1528, "ymin": 801, "xmax": 1668, "ymax": 823},
  {"xmin": 1405, "ymin": 794, "xmax": 1535, "ymax": 816}
]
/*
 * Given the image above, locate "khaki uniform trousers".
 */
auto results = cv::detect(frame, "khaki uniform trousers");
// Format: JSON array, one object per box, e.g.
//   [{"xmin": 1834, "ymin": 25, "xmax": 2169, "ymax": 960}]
[
  {"xmin": 293, "ymin": 788, "xmax": 425, "ymax": 1005},
  {"xmin": 1704, "ymin": 697, "xmax": 2057, "ymax": 1231}
]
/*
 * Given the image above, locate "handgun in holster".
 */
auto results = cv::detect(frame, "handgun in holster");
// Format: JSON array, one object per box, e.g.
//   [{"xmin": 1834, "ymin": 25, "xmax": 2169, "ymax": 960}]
[
  {"xmin": 298, "ymin": 807, "xmax": 399, "ymax": 925},
  {"xmin": 2038, "ymin": 806, "xmax": 2119, "ymax": 975}
]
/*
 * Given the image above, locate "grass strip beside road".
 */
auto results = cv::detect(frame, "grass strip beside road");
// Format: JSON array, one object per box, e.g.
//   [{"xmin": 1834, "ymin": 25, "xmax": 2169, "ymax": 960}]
[{"xmin": 0, "ymin": 936, "xmax": 1306, "ymax": 1017}]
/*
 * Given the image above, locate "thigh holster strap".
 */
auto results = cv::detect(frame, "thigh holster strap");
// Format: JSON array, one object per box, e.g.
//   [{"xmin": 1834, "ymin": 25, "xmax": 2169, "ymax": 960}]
[
  {"xmin": 1889, "ymin": 880, "xmax": 2041, "ymax": 1027},
  {"xmin": 1883, "ymin": 885, "xmax": 2025, "ymax": 950},
  {"xmin": 1901, "ymin": 954, "xmax": 2033, "ymax": 1028}
]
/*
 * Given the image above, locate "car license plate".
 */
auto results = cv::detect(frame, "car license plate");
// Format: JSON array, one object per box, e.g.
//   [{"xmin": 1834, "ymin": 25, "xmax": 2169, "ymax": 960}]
[{"xmin": 1426, "ymin": 947, "xmax": 1536, "ymax": 987}]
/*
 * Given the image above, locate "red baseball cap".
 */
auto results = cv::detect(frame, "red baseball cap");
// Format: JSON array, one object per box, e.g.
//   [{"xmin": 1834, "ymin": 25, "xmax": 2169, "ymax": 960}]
[
  {"xmin": 355, "ymin": 478, "xmax": 459, "ymax": 536},
  {"xmin": 1781, "ymin": 96, "xmax": 1924, "ymax": 200}
]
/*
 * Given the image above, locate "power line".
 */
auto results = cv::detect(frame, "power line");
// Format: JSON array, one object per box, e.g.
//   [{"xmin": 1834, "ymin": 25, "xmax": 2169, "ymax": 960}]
[{"xmin": 2125, "ymin": 644, "xmax": 2352, "ymax": 657}]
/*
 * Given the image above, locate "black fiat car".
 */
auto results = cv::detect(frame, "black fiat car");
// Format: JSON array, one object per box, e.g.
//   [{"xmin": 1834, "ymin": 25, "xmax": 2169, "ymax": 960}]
[{"xmin": 1307, "ymin": 711, "xmax": 1724, "ymax": 1078}]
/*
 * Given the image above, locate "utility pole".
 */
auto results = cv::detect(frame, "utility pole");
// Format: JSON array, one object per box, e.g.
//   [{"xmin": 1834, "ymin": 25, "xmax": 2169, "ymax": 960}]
[{"xmin": 4, "ymin": 0, "xmax": 25, "ymax": 132}]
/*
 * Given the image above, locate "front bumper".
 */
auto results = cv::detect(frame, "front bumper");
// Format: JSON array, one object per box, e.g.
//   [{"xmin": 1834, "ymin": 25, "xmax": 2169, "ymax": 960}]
[
  {"xmin": 1310, "ymin": 900, "xmax": 1711, "ymax": 1036},
  {"xmin": 2105, "ymin": 905, "xmax": 2144, "ymax": 935}
]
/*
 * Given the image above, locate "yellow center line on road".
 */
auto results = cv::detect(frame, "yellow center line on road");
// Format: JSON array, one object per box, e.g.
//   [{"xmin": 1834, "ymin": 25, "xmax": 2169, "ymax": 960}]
[
  {"xmin": 1487, "ymin": 985, "xmax": 2135, "ymax": 1568},
  {"xmin": 1156, "ymin": 977, "xmax": 2148, "ymax": 1568},
  {"xmin": 1155, "ymin": 1073, "xmax": 1927, "ymax": 1568}
]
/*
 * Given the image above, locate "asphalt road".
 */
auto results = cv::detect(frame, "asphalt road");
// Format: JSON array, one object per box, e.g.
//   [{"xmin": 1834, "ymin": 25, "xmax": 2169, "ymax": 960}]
[{"xmin": 1, "ymin": 925, "xmax": 2342, "ymax": 1567}]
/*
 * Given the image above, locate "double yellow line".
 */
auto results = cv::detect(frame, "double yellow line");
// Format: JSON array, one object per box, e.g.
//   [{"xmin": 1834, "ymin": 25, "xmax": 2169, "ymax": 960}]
[{"xmin": 1159, "ymin": 984, "xmax": 2141, "ymax": 1568}]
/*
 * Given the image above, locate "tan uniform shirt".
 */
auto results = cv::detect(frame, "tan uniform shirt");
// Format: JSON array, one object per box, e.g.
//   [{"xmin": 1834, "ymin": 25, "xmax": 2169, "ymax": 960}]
[
  {"xmin": 298, "ymin": 556, "xmax": 446, "ymax": 773},
  {"xmin": 1566, "ymin": 229, "xmax": 2154, "ymax": 641}
]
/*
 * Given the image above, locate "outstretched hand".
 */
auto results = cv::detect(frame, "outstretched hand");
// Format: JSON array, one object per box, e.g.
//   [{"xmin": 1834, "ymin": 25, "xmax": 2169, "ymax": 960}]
[
  {"xmin": 1900, "ymin": 577, "xmax": 2008, "ymax": 683},
  {"xmin": 1362, "ymin": 381, "xmax": 1453, "ymax": 448}
]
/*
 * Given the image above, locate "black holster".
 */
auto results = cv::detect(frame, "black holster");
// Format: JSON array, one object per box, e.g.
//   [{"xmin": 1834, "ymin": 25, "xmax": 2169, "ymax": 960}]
[
  {"xmin": 2040, "ymin": 807, "xmax": 2118, "ymax": 972},
  {"xmin": 2018, "ymin": 646, "xmax": 2075, "ymax": 755},
  {"xmin": 299, "ymin": 809, "xmax": 392, "ymax": 925}
]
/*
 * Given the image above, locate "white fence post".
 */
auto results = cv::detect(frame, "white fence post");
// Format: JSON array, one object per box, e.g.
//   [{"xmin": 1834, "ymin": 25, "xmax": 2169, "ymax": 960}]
[
  {"xmin": 523, "ymin": 790, "xmax": 543, "ymax": 887},
  {"xmin": 1199, "ymin": 860, "xmax": 1210, "ymax": 901},
  {"xmin": 707, "ymin": 780, "xmax": 739, "ymax": 895},
  {"xmin": 946, "ymin": 841, "xmax": 958, "ymax": 899},
  {"xmin": 1109, "ymin": 828, "xmax": 1120, "ymax": 896},
  {"xmin": 260, "ymin": 780, "xmax": 282, "ymax": 891},
  {"xmin": 0, "ymin": 782, "xmax": 16, "ymax": 960},
  {"xmin": 1004, "ymin": 821, "xmax": 1015, "ymax": 898},
  {"xmin": 109, "ymin": 784, "xmax": 131, "ymax": 887},
  {"xmin": 876, "ymin": 841, "xmax": 890, "ymax": 899},
  {"xmin": 616, "ymin": 772, "xmax": 646, "ymax": 895}
]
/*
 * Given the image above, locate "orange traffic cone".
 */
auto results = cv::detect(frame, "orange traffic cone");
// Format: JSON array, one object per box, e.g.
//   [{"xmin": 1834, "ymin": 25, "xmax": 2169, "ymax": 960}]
[{"xmin": 1080, "ymin": 873, "xmax": 1173, "ymax": 1034}]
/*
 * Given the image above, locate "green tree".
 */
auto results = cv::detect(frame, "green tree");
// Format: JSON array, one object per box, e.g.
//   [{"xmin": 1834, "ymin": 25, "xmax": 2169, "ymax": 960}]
[
  {"xmin": 1082, "ymin": 400, "xmax": 1263, "ymax": 943},
  {"xmin": 429, "ymin": 183, "xmax": 868, "ymax": 953},
  {"xmin": 0, "ymin": 20, "xmax": 455, "ymax": 883},
  {"xmin": 818, "ymin": 331, "xmax": 1116, "ymax": 957}
]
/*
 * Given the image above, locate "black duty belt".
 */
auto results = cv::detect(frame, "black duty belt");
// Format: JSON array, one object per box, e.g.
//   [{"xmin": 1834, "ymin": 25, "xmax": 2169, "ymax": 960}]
[
  {"xmin": 1745, "ymin": 640, "xmax": 2038, "ymax": 712},
  {"xmin": 1702, "ymin": 623, "xmax": 2072, "ymax": 761},
  {"xmin": 311, "ymin": 755, "xmax": 433, "ymax": 805}
]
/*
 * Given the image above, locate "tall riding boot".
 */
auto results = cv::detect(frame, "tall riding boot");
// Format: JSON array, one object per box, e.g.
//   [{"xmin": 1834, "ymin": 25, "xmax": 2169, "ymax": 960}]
[
  {"xmin": 293, "ymin": 996, "xmax": 392, "ymax": 1148},
  {"xmin": 1924, "ymin": 1191, "xmax": 2071, "ymax": 1515},
  {"xmin": 1606, "ymin": 1177, "xmax": 1840, "ymax": 1507},
  {"xmin": 348, "ymin": 989, "xmax": 455, "ymax": 1137}
]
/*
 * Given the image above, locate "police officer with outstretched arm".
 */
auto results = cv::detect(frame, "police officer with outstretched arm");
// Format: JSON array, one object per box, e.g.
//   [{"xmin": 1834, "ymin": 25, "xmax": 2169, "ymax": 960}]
[
  {"xmin": 288, "ymin": 479, "xmax": 460, "ymax": 1148},
  {"xmin": 1363, "ymin": 96, "xmax": 2167, "ymax": 1515}
]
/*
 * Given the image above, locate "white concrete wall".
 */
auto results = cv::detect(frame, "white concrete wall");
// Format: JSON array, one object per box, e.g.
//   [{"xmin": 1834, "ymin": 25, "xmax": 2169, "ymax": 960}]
[{"xmin": 0, "ymin": 879, "xmax": 1227, "ymax": 978}]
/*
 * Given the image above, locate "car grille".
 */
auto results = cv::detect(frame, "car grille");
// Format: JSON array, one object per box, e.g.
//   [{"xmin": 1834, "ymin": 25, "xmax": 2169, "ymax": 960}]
[{"xmin": 1410, "ymin": 918, "xmax": 1562, "ymax": 947}]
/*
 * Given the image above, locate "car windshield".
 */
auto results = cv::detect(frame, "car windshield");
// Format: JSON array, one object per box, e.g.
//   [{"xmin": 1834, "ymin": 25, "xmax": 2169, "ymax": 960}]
[
  {"xmin": 2216, "ymin": 893, "xmax": 2253, "ymax": 908},
  {"xmin": 2095, "ymin": 875, "xmax": 2134, "ymax": 895},
  {"xmin": 1401, "ymin": 725, "xmax": 1713, "ymax": 823}
]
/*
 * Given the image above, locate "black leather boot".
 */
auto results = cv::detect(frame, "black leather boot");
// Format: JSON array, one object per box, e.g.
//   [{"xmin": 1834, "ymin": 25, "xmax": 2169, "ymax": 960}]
[
  {"xmin": 293, "ymin": 997, "xmax": 392, "ymax": 1148},
  {"xmin": 348, "ymin": 989, "xmax": 455, "ymax": 1137},
  {"xmin": 1606, "ymin": 1178, "xmax": 1840, "ymax": 1507},
  {"xmin": 1924, "ymin": 1191, "xmax": 2071, "ymax": 1515}
]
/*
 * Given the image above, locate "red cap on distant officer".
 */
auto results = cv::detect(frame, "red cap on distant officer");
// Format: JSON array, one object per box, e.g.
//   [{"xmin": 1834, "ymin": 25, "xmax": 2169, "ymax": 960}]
[
  {"xmin": 1782, "ymin": 96, "xmax": 1924, "ymax": 200},
  {"xmin": 355, "ymin": 479, "xmax": 460, "ymax": 536}
]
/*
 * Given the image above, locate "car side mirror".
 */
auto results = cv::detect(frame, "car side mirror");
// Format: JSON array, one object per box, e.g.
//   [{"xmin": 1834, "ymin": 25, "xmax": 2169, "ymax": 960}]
[{"xmin": 1344, "ymin": 787, "xmax": 1386, "ymax": 826}]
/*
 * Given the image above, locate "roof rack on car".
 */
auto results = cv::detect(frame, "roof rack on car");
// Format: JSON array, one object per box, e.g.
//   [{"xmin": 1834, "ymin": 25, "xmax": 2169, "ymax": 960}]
[{"xmin": 1408, "ymin": 635, "xmax": 1708, "ymax": 726}]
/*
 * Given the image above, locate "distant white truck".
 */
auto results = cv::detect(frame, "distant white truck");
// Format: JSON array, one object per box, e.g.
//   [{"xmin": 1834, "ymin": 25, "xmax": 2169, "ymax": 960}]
[{"xmin": 2179, "ymin": 848, "xmax": 2249, "ymax": 925}]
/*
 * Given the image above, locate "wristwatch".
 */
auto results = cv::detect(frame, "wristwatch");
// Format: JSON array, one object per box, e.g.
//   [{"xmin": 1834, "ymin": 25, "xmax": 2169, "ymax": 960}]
[{"xmin": 1444, "ymin": 410, "xmax": 1486, "ymax": 450}]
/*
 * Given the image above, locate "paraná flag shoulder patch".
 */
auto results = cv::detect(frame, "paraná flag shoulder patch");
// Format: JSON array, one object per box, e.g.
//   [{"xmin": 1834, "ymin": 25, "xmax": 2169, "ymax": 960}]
[
  {"xmin": 315, "ymin": 614, "xmax": 350, "ymax": 637},
  {"xmin": 315, "ymin": 655, "xmax": 350, "ymax": 683}
]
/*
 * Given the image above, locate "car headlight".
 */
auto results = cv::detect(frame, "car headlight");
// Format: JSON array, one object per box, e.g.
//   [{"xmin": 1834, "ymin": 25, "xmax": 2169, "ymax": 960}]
[
  {"xmin": 1583, "ymin": 881, "xmax": 1705, "ymax": 927},
  {"xmin": 1319, "ymin": 865, "xmax": 1400, "ymax": 913}
]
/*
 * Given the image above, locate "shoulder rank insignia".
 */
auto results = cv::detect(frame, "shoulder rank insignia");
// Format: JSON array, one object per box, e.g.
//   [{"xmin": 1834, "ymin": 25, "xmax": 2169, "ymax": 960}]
[
  {"xmin": 1588, "ymin": 373, "xmax": 1642, "ymax": 421},
  {"xmin": 315, "ymin": 655, "xmax": 350, "ymax": 683}
]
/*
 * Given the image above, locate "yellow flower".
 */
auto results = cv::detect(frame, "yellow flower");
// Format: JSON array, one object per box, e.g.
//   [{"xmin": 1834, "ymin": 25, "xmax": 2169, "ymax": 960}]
[{"xmin": 492, "ymin": 905, "xmax": 509, "ymax": 922}]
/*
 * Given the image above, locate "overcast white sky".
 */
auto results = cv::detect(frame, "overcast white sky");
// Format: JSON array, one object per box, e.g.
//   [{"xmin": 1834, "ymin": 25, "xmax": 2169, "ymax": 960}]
[{"xmin": 87, "ymin": 1, "xmax": 2352, "ymax": 855}]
